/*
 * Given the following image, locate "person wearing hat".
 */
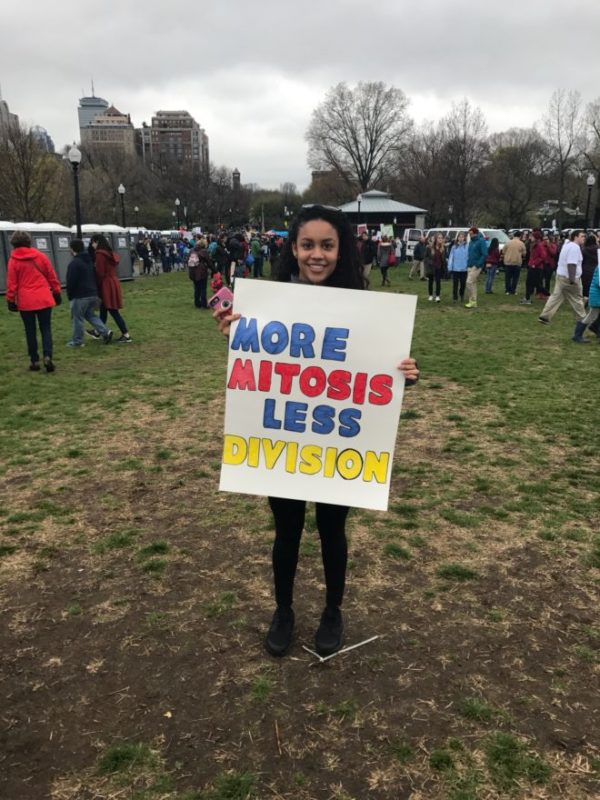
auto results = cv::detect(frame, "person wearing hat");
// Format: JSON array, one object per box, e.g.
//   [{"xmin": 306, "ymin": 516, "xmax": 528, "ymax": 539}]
[{"xmin": 464, "ymin": 227, "xmax": 488, "ymax": 308}]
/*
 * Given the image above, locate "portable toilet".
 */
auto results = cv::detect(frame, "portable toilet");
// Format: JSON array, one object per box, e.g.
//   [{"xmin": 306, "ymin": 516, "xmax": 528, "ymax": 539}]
[
  {"xmin": 78, "ymin": 224, "xmax": 134, "ymax": 281},
  {"xmin": 0, "ymin": 221, "xmax": 14, "ymax": 293},
  {"xmin": 102, "ymin": 225, "xmax": 134, "ymax": 281},
  {"xmin": 45, "ymin": 223, "xmax": 73, "ymax": 284}
]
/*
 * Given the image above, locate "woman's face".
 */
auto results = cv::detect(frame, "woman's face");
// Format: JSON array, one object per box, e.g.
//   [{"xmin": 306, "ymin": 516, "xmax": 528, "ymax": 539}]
[
  {"xmin": 292, "ymin": 219, "xmax": 340, "ymax": 284},
  {"xmin": 457, "ymin": 233, "xmax": 465, "ymax": 244}
]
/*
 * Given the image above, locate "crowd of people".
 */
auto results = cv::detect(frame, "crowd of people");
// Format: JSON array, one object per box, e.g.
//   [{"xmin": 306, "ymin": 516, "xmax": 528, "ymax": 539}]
[
  {"xmin": 363, "ymin": 225, "xmax": 600, "ymax": 344},
  {"xmin": 6, "ymin": 219, "xmax": 600, "ymax": 373}
]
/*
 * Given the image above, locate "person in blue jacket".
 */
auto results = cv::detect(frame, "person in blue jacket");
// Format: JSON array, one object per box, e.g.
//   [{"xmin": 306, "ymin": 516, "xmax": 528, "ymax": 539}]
[
  {"xmin": 573, "ymin": 261, "xmax": 600, "ymax": 343},
  {"xmin": 465, "ymin": 227, "xmax": 489, "ymax": 308},
  {"xmin": 447, "ymin": 232, "xmax": 469, "ymax": 303}
]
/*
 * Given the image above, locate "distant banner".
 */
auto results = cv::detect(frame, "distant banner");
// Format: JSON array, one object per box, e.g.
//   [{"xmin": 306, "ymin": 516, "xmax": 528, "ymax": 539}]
[
  {"xmin": 357, "ymin": 224, "xmax": 368, "ymax": 235},
  {"xmin": 380, "ymin": 224, "xmax": 395, "ymax": 239},
  {"xmin": 219, "ymin": 281, "xmax": 416, "ymax": 511}
]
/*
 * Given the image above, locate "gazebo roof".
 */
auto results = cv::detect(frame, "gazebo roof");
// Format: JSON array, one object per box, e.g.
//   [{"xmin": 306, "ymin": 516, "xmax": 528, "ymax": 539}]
[{"xmin": 339, "ymin": 190, "xmax": 426, "ymax": 214}]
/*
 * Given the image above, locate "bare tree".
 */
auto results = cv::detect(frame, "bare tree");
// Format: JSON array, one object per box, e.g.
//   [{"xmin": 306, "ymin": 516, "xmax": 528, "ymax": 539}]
[
  {"xmin": 394, "ymin": 122, "xmax": 447, "ymax": 224},
  {"xmin": 307, "ymin": 82, "xmax": 412, "ymax": 192},
  {"xmin": 203, "ymin": 165, "xmax": 235, "ymax": 227},
  {"xmin": 0, "ymin": 124, "xmax": 69, "ymax": 221},
  {"xmin": 301, "ymin": 170, "xmax": 350, "ymax": 207},
  {"xmin": 540, "ymin": 89, "xmax": 583, "ymax": 228},
  {"xmin": 583, "ymin": 98, "xmax": 600, "ymax": 226},
  {"xmin": 438, "ymin": 99, "xmax": 488, "ymax": 224},
  {"xmin": 484, "ymin": 128, "xmax": 547, "ymax": 226}
]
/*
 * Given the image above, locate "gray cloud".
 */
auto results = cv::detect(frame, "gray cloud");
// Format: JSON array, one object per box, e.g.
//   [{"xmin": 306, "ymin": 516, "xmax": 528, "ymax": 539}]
[{"xmin": 2, "ymin": 0, "xmax": 600, "ymax": 189}]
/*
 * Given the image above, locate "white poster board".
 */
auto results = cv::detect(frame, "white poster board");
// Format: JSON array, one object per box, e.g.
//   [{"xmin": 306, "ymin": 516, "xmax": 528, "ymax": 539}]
[{"xmin": 219, "ymin": 281, "xmax": 417, "ymax": 511}]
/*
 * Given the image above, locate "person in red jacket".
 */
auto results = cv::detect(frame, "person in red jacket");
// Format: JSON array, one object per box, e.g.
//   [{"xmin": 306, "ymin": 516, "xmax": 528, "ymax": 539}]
[
  {"xmin": 6, "ymin": 230, "xmax": 61, "ymax": 372},
  {"xmin": 484, "ymin": 237, "xmax": 501, "ymax": 293},
  {"xmin": 520, "ymin": 230, "xmax": 547, "ymax": 305},
  {"xmin": 541, "ymin": 233, "xmax": 558, "ymax": 297},
  {"xmin": 88, "ymin": 234, "xmax": 132, "ymax": 343}
]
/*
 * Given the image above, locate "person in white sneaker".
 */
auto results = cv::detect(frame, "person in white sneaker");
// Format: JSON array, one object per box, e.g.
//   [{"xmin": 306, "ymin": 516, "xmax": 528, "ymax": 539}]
[
  {"xmin": 424, "ymin": 233, "xmax": 446, "ymax": 302},
  {"xmin": 465, "ymin": 227, "xmax": 488, "ymax": 308}
]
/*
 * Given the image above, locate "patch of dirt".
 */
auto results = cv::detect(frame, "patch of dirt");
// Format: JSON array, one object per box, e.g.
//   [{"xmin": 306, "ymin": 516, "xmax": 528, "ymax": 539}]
[{"xmin": 1, "ymin": 383, "xmax": 599, "ymax": 799}]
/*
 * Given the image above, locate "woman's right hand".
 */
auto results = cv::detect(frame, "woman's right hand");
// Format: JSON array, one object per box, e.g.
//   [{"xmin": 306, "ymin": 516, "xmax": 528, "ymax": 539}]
[{"xmin": 213, "ymin": 310, "xmax": 241, "ymax": 338}]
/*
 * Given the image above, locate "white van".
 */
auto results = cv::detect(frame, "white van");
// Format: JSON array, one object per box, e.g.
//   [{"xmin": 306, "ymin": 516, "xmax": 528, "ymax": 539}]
[
  {"xmin": 401, "ymin": 228, "xmax": 423, "ymax": 259},
  {"xmin": 425, "ymin": 227, "xmax": 510, "ymax": 251}
]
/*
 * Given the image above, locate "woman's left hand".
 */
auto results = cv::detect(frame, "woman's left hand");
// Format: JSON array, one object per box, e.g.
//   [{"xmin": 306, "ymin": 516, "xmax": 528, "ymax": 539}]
[{"xmin": 397, "ymin": 357, "xmax": 419, "ymax": 383}]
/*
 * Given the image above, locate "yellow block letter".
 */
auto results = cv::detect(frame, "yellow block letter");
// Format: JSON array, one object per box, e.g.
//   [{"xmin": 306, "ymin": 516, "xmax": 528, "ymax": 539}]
[
  {"xmin": 262, "ymin": 438, "xmax": 286, "ymax": 469},
  {"xmin": 336, "ymin": 449, "xmax": 363, "ymax": 480},
  {"xmin": 362, "ymin": 451, "xmax": 390, "ymax": 483},
  {"xmin": 299, "ymin": 444, "xmax": 323, "ymax": 475},
  {"xmin": 223, "ymin": 435, "xmax": 248, "ymax": 465}
]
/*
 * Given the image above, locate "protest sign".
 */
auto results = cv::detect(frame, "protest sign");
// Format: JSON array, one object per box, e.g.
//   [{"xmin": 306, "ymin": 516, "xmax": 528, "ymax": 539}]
[{"xmin": 219, "ymin": 280, "xmax": 417, "ymax": 511}]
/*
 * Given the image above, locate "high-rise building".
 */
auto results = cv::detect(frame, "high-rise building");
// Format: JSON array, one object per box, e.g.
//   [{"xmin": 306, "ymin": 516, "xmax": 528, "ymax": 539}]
[
  {"xmin": 0, "ymin": 94, "xmax": 20, "ymax": 137},
  {"xmin": 78, "ymin": 94, "xmax": 109, "ymax": 130},
  {"xmin": 81, "ymin": 104, "xmax": 136, "ymax": 154},
  {"xmin": 31, "ymin": 125, "xmax": 55, "ymax": 153},
  {"xmin": 137, "ymin": 110, "xmax": 209, "ymax": 174}
]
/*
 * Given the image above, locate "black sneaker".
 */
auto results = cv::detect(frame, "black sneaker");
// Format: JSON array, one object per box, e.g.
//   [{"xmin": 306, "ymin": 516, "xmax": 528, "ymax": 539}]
[
  {"xmin": 315, "ymin": 606, "xmax": 344, "ymax": 656},
  {"xmin": 265, "ymin": 607, "xmax": 294, "ymax": 657},
  {"xmin": 538, "ymin": 316, "xmax": 550, "ymax": 325},
  {"xmin": 103, "ymin": 330, "xmax": 113, "ymax": 344},
  {"xmin": 116, "ymin": 334, "xmax": 133, "ymax": 343},
  {"xmin": 86, "ymin": 329, "xmax": 101, "ymax": 339}
]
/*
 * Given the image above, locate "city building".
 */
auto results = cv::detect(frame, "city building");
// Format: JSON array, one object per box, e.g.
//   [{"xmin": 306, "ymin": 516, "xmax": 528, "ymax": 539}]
[
  {"xmin": 79, "ymin": 95, "xmax": 136, "ymax": 155},
  {"xmin": 78, "ymin": 93, "xmax": 109, "ymax": 130},
  {"xmin": 0, "ymin": 94, "xmax": 20, "ymax": 137},
  {"xmin": 31, "ymin": 125, "xmax": 55, "ymax": 153},
  {"xmin": 137, "ymin": 110, "xmax": 209, "ymax": 174}
]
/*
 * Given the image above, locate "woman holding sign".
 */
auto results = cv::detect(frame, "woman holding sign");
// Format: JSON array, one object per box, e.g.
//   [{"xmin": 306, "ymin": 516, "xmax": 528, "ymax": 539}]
[{"xmin": 214, "ymin": 205, "xmax": 419, "ymax": 658}]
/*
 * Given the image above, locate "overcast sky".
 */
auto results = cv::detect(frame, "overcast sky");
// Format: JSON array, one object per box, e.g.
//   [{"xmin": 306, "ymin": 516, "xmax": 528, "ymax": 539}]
[{"xmin": 2, "ymin": 0, "xmax": 600, "ymax": 191}]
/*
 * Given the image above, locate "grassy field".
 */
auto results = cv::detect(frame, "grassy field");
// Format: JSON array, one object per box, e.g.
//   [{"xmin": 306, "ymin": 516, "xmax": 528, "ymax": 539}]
[{"xmin": 1, "ymin": 265, "xmax": 599, "ymax": 800}]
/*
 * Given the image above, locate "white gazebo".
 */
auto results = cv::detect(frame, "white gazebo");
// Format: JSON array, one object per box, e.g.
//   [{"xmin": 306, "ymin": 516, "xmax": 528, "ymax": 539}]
[{"xmin": 339, "ymin": 190, "xmax": 426, "ymax": 230}]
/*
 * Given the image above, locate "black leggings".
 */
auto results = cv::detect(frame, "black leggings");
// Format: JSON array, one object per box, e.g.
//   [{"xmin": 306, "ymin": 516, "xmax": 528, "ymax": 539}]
[
  {"xmin": 525, "ymin": 267, "xmax": 542, "ymax": 300},
  {"xmin": 428, "ymin": 269, "xmax": 442, "ymax": 296},
  {"xmin": 452, "ymin": 272, "xmax": 467, "ymax": 300},
  {"xmin": 268, "ymin": 497, "xmax": 349, "ymax": 609},
  {"xmin": 100, "ymin": 306, "xmax": 128, "ymax": 335}
]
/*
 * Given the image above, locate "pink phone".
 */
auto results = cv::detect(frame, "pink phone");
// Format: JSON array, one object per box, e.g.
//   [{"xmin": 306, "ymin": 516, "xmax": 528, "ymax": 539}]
[{"xmin": 208, "ymin": 286, "xmax": 234, "ymax": 315}]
